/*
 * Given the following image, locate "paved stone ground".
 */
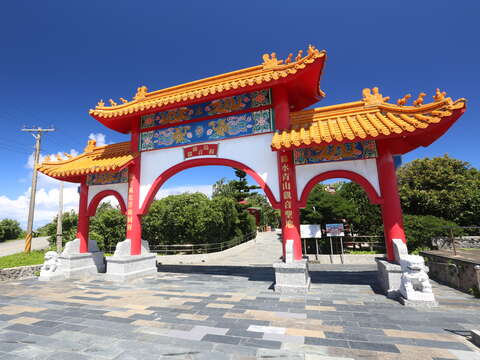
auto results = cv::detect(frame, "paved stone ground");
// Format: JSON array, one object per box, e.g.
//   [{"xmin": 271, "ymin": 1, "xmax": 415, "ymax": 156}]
[
  {"xmin": 0, "ymin": 265, "xmax": 479, "ymax": 360},
  {"xmin": 0, "ymin": 233, "xmax": 479, "ymax": 359}
]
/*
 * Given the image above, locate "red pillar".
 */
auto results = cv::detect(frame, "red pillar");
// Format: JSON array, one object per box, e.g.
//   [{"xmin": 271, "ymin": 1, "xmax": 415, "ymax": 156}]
[
  {"xmin": 127, "ymin": 128, "xmax": 142, "ymax": 255},
  {"xmin": 77, "ymin": 181, "xmax": 89, "ymax": 253},
  {"xmin": 376, "ymin": 144, "xmax": 406, "ymax": 261},
  {"xmin": 274, "ymin": 86, "xmax": 303, "ymax": 261}
]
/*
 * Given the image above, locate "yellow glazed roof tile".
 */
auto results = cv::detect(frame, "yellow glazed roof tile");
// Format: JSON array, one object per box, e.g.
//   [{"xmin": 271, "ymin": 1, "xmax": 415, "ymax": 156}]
[
  {"xmin": 89, "ymin": 46, "xmax": 326, "ymax": 119},
  {"xmin": 37, "ymin": 140, "xmax": 137, "ymax": 178},
  {"xmin": 271, "ymin": 88, "xmax": 466, "ymax": 150}
]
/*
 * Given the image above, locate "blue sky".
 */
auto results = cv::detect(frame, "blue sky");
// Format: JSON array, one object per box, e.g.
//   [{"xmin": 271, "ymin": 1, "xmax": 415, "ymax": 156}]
[{"xmin": 0, "ymin": 1, "xmax": 478, "ymax": 228}]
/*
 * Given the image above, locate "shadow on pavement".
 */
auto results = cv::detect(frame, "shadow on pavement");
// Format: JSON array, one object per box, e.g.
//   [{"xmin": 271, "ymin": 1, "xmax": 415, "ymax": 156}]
[{"xmin": 156, "ymin": 263, "xmax": 380, "ymax": 289}]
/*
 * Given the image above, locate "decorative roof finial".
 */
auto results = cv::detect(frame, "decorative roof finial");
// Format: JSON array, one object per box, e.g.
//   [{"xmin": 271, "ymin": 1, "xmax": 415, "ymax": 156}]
[
  {"xmin": 44, "ymin": 155, "xmax": 51, "ymax": 162},
  {"xmin": 55, "ymin": 154, "xmax": 63, "ymax": 161},
  {"xmin": 413, "ymin": 92, "xmax": 427, "ymax": 106},
  {"xmin": 262, "ymin": 52, "xmax": 282, "ymax": 69},
  {"xmin": 295, "ymin": 50, "xmax": 303, "ymax": 62},
  {"xmin": 109, "ymin": 99, "xmax": 117, "ymax": 106},
  {"xmin": 63, "ymin": 153, "xmax": 72, "ymax": 159},
  {"xmin": 84, "ymin": 139, "xmax": 97, "ymax": 153},
  {"xmin": 97, "ymin": 99, "xmax": 105, "ymax": 107},
  {"xmin": 433, "ymin": 88, "xmax": 447, "ymax": 102},
  {"xmin": 397, "ymin": 94, "xmax": 412, "ymax": 106},
  {"xmin": 134, "ymin": 86, "xmax": 148, "ymax": 101},
  {"xmin": 119, "ymin": 97, "xmax": 129, "ymax": 104},
  {"xmin": 308, "ymin": 44, "xmax": 316, "ymax": 55},
  {"xmin": 362, "ymin": 87, "xmax": 390, "ymax": 106},
  {"xmin": 285, "ymin": 53, "xmax": 293, "ymax": 64}
]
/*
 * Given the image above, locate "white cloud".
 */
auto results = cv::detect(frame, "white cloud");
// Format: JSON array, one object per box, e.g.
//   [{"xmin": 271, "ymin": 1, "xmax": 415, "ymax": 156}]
[
  {"xmin": 0, "ymin": 182, "xmax": 79, "ymax": 229},
  {"xmin": 88, "ymin": 133, "xmax": 107, "ymax": 147},
  {"xmin": 155, "ymin": 185, "xmax": 213, "ymax": 199}
]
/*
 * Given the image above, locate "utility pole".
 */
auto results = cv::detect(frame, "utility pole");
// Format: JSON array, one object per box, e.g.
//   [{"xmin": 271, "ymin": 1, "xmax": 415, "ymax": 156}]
[
  {"xmin": 22, "ymin": 127, "xmax": 55, "ymax": 253},
  {"xmin": 56, "ymin": 181, "xmax": 64, "ymax": 253}
]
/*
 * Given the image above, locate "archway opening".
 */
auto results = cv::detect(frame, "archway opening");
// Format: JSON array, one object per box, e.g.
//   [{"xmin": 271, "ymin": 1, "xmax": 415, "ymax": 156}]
[
  {"xmin": 140, "ymin": 164, "xmax": 280, "ymax": 256},
  {"xmin": 87, "ymin": 194, "xmax": 127, "ymax": 253},
  {"xmin": 299, "ymin": 177, "xmax": 385, "ymax": 260}
]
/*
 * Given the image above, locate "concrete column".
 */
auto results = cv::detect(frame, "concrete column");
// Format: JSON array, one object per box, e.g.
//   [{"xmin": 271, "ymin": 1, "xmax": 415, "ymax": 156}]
[
  {"xmin": 127, "ymin": 129, "xmax": 142, "ymax": 255},
  {"xmin": 376, "ymin": 144, "xmax": 406, "ymax": 261},
  {"xmin": 274, "ymin": 86, "xmax": 302, "ymax": 261},
  {"xmin": 77, "ymin": 182, "xmax": 89, "ymax": 253}
]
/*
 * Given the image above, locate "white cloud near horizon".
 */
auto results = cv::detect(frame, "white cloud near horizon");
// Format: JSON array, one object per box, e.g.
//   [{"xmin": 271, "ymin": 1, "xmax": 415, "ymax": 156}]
[{"xmin": 0, "ymin": 182, "xmax": 213, "ymax": 230}]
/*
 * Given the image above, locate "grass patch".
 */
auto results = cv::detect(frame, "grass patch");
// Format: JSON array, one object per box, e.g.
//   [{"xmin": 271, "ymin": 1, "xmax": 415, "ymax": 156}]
[
  {"xmin": 0, "ymin": 250, "xmax": 46, "ymax": 269},
  {"xmin": 344, "ymin": 250, "xmax": 380, "ymax": 255}
]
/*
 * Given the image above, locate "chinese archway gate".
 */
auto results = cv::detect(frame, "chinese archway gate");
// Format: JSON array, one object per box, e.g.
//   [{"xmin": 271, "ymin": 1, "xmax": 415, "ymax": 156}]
[{"xmin": 38, "ymin": 45, "xmax": 466, "ymax": 284}]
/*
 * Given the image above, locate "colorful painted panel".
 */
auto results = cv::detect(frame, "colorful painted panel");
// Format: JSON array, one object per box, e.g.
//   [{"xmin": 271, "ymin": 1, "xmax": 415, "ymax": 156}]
[
  {"xmin": 140, "ymin": 109, "xmax": 273, "ymax": 151},
  {"xmin": 183, "ymin": 143, "xmax": 218, "ymax": 159},
  {"xmin": 86, "ymin": 168, "xmax": 128, "ymax": 185},
  {"xmin": 294, "ymin": 140, "xmax": 377, "ymax": 165},
  {"xmin": 140, "ymin": 89, "xmax": 271, "ymax": 129}
]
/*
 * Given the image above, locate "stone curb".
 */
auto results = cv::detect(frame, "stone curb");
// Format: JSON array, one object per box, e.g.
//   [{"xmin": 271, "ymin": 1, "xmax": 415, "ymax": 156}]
[{"xmin": 0, "ymin": 264, "xmax": 42, "ymax": 281}]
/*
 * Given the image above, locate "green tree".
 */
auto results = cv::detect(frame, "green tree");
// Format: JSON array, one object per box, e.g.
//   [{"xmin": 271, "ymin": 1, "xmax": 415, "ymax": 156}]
[
  {"xmin": 397, "ymin": 155, "xmax": 480, "ymax": 226},
  {"xmin": 300, "ymin": 184, "xmax": 357, "ymax": 226},
  {"xmin": 337, "ymin": 182, "xmax": 383, "ymax": 236},
  {"xmin": 0, "ymin": 219, "xmax": 23, "ymax": 241},
  {"xmin": 142, "ymin": 193, "xmax": 232, "ymax": 248},
  {"xmin": 403, "ymin": 214, "xmax": 458, "ymax": 252},
  {"xmin": 89, "ymin": 202, "xmax": 126, "ymax": 252},
  {"xmin": 45, "ymin": 210, "xmax": 78, "ymax": 248}
]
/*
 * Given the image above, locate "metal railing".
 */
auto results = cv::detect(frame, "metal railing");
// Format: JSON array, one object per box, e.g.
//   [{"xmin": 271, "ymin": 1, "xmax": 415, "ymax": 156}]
[
  {"xmin": 301, "ymin": 235, "xmax": 385, "ymax": 260},
  {"xmin": 106, "ymin": 232, "xmax": 257, "ymax": 255}
]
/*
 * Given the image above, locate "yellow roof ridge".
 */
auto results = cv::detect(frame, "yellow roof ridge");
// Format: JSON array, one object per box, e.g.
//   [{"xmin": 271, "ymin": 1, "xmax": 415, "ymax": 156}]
[
  {"xmin": 89, "ymin": 45, "xmax": 326, "ymax": 119},
  {"xmin": 38, "ymin": 141, "xmax": 136, "ymax": 179},
  {"xmin": 272, "ymin": 88, "xmax": 466, "ymax": 150}
]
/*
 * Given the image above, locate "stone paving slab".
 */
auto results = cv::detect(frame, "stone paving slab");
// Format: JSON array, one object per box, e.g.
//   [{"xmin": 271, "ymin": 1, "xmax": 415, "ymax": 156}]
[{"xmin": 0, "ymin": 264, "xmax": 479, "ymax": 359}]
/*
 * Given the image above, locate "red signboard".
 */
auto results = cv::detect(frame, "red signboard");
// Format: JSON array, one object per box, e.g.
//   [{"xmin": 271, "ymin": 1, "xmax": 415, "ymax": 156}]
[{"xmin": 183, "ymin": 143, "xmax": 218, "ymax": 159}]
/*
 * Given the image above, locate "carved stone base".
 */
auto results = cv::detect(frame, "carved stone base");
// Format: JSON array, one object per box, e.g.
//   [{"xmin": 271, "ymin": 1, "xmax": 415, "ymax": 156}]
[
  {"xmin": 105, "ymin": 254, "xmax": 157, "ymax": 282},
  {"xmin": 376, "ymin": 258, "xmax": 402, "ymax": 299},
  {"xmin": 59, "ymin": 252, "xmax": 105, "ymax": 278},
  {"xmin": 105, "ymin": 239, "xmax": 157, "ymax": 282},
  {"xmin": 273, "ymin": 259, "xmax": 310, "ymax": 294},
  {"xmin": 38, "ymin": 239, "xmax": 105, "ymax": 281}
]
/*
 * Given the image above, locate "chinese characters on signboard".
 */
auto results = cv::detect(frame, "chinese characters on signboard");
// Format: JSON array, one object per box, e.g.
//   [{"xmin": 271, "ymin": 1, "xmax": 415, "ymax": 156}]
[
  {"xmin": 279, "ymin": 154, "xmax": 294, "ymax": 228},
  {"xmin": 126, "ymin": 173, "xmax": 134, "ymax": 232},
  {"xmin": 183, "ymin": 144, "xmax": 218, "ymax": 159}
]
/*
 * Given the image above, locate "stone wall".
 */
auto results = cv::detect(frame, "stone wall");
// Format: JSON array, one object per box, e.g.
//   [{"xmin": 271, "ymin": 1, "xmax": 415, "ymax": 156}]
[
  {"xmin": 421, "ymin": 251, "xmax": 480, "ymax": 293},
  {"xmin": 0, "ymin": 265, "xmax": 42, "ymax": 282},
  {"xmin": 432, "ymin": 236, "xmax": 480, "ymax": 249}
]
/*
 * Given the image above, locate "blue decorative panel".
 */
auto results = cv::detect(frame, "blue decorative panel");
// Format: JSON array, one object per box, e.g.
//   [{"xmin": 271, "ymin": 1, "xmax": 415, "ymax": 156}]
[
  {"xmin": 140, "ymin": 109, "xmax": 273, "ymax": 151},
  {"xmin": 294, "ymin": 140, "xmax": 377, "ymax": 165},
  {"xmin": 140, "ymin": 89, "xmax": 271, "ymax": 129},
  {"xmin": 86, "ymin": 168, "xmax": 128, "ymax": 185}
]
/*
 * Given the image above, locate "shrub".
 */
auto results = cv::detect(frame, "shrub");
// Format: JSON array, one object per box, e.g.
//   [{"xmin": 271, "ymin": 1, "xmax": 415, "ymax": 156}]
[
  {"xmin": 0, "ymin": 219, "xmax": 23, "ymax": 242},
  {"xmin": 403, "ymin": 214, "xmax": 458, "ymax": 252}
]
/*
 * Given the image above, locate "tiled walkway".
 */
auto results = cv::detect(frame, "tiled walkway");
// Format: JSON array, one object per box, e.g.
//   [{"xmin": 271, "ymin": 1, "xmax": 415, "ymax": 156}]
[
  {"xmin": 0, "ymin": 264, "xmax": 479, "ymax": 359},
  {"xmin": 1, "ymin": 233, "xmax": 479, "ymax": 359}
]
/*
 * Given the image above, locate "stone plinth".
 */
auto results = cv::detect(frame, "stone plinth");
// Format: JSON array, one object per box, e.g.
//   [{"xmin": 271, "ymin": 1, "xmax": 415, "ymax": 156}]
[
  {"xmin": 273, "ymin": 259, "xmax": 310, "ymax": 294},
  {"xmin": 38, "ymin": 239, "xmax": 105, "ymax": 281},
  {"xmin": 376, "ymin": 257, "xmax": 402, "ymax": 299},
  {"xmin": 105, "ymin": 239, "xmax": 157, "ymax": 282}
]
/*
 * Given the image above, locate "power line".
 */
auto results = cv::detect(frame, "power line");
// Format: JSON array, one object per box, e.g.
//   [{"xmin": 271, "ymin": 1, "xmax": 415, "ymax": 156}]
[{"xmin": 21, "ymin": 127, "xmax": 55, "ymax": 253}]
